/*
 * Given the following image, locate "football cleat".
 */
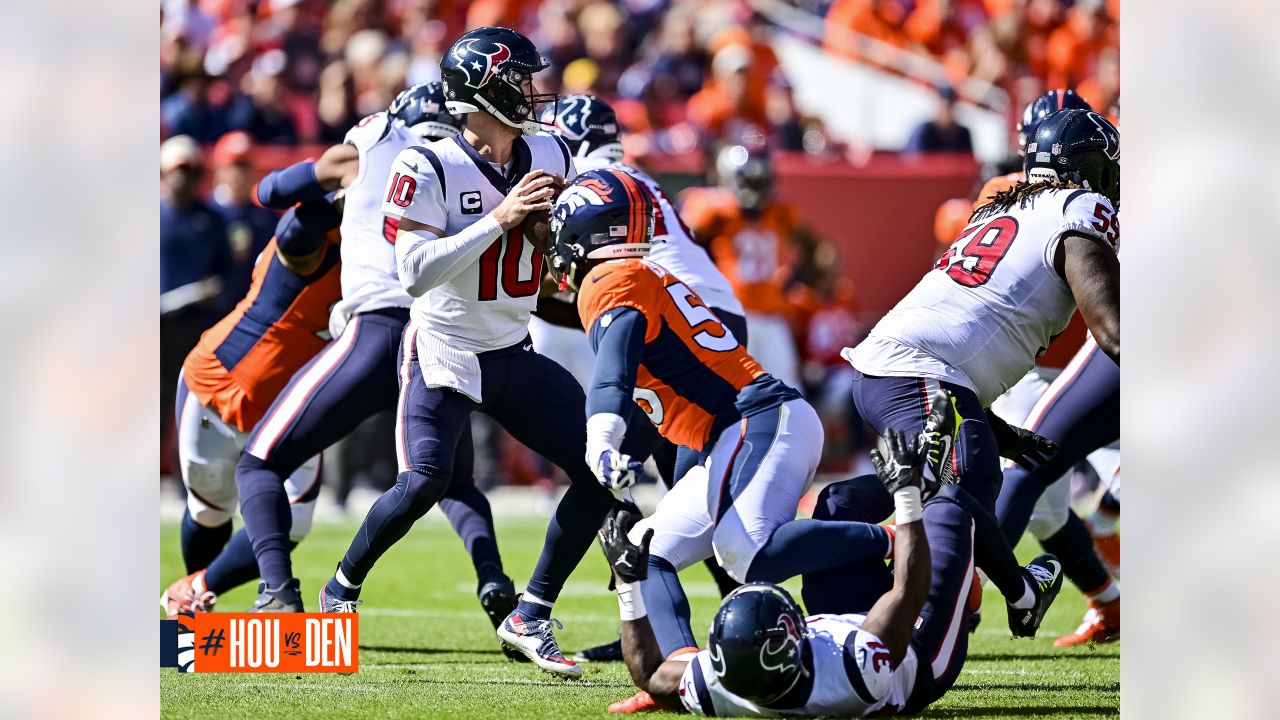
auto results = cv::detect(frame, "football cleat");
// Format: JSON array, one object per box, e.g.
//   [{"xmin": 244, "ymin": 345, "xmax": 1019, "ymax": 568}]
[
  {"xmin": 318, "ymin": 580, "xmax": 362, "ymax": 614},
  {"xmin": 920, "ymin": 389, "xmax": 960, "ymax": 499},
  {"xmin": 1007, "ymin": 554, "xmax": 1064, "ymax": 638},
  {"xmin": 497, "ymin": 611, "xmax": 582, "ymax": 677},
  {"xmin": 608, "ymin": 690, "xmax": 658, "ymax": 713},
  {"xmin": 573, "ymin": 638, "xmax": 624, "ymax": 663},
  {"xmin": 161, "ymin": 570, "xmax": 216, "ymax": 618},
  {"xmin": 250, "ymin": 578, "xmax": 304, "ymax": 612},
  {"xmin": 1054, "ymin": 597, "xmax": 1120, "ymax": 647},
  {"xmin": 479, "ymin": 581, "xmax": 529, "ymax": 662}
]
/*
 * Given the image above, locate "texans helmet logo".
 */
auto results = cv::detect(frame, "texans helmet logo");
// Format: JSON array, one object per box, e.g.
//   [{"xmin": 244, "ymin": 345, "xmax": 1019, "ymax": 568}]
[
  {"xmin": 758, "ymin": 612, "xmax": 802, "ymax": 673},
  {"xmin": 452, "ymin": 39, "xmax": 512, "ymax": 89},
  {"xmin": 1088, "ymin": 112, "xmax": 1120, "ymax": 160},
  {"xmin": 554, "ymin": 96, "xmax": 594, "ymax": 141}
]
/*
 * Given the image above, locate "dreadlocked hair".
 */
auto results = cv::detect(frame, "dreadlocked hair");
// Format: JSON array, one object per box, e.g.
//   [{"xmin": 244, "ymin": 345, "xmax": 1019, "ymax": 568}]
[{"xmin": 972, "ymin": 179, "xmax": 1084, "ymax": 221}]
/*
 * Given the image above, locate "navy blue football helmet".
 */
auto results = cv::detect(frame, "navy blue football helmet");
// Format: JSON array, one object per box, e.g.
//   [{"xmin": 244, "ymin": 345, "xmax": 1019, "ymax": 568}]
[
  {"xmin": 440, "ymin": 27, "xmax": 557, "ymax": 134},
  {"xmin": 716, "ymin": 144, "xmax": 774, "ymax": 214},
  {"xmin": 708, "ymin": 584, "xmax": 811, "ymax": 706},
  {"xmin": 1016, "ymin": 89, "xmax": 1093, "ymax": 151},
  {"xmin": 389, "ymin": 81, "xmax": 464, "ymax": 140},
  {"xmin": 549, "ymin": 168, "xmax": 655, "ymax": 290},
  {"xmin": 1024, "ymin": 109, "xmax": 1120, "ymax": 206},
  {"xmin": 541, "ymin": 94, "xmax": 623, "ymax": 162}
]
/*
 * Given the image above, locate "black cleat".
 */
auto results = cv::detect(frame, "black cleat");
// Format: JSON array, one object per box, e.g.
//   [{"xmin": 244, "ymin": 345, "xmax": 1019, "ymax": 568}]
[
  {"xmin": 479, "ymin": 580, "xmax": 528, "ymax": 663},
  {"xmin": 573, "ymin": 638, "xmax": 624, "ymax": 663},
  {"xmin": 1007, "ymin": 553, "xmax": 1064, "ymax": 638},
  {"xmin": 250, "ymin": 578, "xmax": 304, "ymax": 612},
  {"xmin": 920, "ymin": 389, "xmax": 960, "ymax": 500},
  {"xmin": 968, "ymin": 609, "xmax": 982, "ymax": 634}
]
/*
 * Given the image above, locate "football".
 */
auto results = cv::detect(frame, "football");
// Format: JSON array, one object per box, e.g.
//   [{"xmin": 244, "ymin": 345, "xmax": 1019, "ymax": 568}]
[{"xmin": 521, "ymin": 175, "xmax": 565, "ymax": 254}]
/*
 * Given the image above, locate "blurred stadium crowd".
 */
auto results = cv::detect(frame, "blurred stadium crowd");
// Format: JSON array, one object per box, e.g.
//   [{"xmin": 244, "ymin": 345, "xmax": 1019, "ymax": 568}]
[{"xmin": 160, "ymin": 0, "xmax": 1118, "ymax": 502}]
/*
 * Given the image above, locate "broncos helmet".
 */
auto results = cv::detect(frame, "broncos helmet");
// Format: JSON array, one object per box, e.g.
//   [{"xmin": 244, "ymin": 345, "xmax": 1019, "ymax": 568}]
[
  {"xmin": 440, "ymin": 26, "xmax": 557, "ymax": 135},
  {"xmin": 549, "ymin": 168, "xmax": 655, "ymax": 291},
  {"xmin": 716, "ymin": 145, "xmax": 774, "ymax": 214},
  {"xmin": 1024, "ymin": 109, "xmax": 1120, "ymax": 206},
  {"xmin": 1016, "ymin": 89, "xmax": 1093, "ymax": 151},
  {"xmin": 708, "ymin": 584, "xmax": 811, "ymax": 706},
  {"xmin": 541, "ymin": 94, "xmax": 623, "ymax": 162},
  {"xmin": 388, "ymin": 81, "xmax": 464, "ymax": 140}
]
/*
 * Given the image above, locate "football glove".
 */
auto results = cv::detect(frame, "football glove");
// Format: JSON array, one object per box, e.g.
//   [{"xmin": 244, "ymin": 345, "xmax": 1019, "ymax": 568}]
[
  {"xmin": 594, "ymin": 449, "xmax": 644, "ymax": 492},
  {"xmin": 985, "ymin": 409, "xmax": 1060, "ymax": 470},
  {"xmin": 598, "ymin": 505, "xmax": 652, "ymax": 585},
  {"xmin": 871, "ymin": 428, "xmax": 926, "ymax": 494}
]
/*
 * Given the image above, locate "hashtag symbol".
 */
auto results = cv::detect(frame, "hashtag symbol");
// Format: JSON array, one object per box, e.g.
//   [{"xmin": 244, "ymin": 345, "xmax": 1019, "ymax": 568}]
[{"xmin": 199, "ymin": 629, "xmax": 225, "ymax": 656}]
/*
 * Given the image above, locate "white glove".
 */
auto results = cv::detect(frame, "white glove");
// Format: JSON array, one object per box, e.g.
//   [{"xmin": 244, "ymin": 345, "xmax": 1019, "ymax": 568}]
[{"xmin": 594, "ymin": 449, "xmax": 644, "ymax": 491}]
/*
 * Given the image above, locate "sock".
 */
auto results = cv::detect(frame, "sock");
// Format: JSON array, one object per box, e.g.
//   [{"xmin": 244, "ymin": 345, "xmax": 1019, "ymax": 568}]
[
  {"xmin": 1086, "ymin": 579, "xmax": 1120, "ymax": 604},
  {"xmin": 236, "ymin": 453, "xmax": 296, "ymax": 588},
  {"xmin": 180, "ymin": 509, "xmax": 232, "ymax": 574},
  {"xmin": 514, "ymin": 593, "xmax": 553, "ymax": 620},
  {"xmin": 323, "ymin": 568, "xmax": 362, "ymax": 602},
  {"xmin": 522, "ymin": 480, "xmax": 615, "ymax": 603},
  {"xmin": 339, "ymin": 470, "xmax": 451, "ymax": 586},
  {"xmin": 1041, "ymin": 512, "xmax": 1112, "ymax": 596},
  {"xmin": 1011, "ymin": 578, "xmax": 1036, "ymax": 609},
  {"xmin": 745, "ymin": 520, "xmax": 892, "ymax": 583},
  {"xmin": 639, "ymin": 556, "xmax": 698, "ymax": 657},
  {"xmin": 439, "ymin": 487, "xmax": 504, "ymax": 583},
  {"xmin": 203, "ymin": 529, "xmax": 287, "ymax": 595}
]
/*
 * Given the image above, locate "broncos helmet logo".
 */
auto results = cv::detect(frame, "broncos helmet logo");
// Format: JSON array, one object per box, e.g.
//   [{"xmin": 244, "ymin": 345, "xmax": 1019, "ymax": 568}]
[
  {"xmin": 556, "ymin": 178, "xmax": 616, "ymax": 213},
  {"xmin": 758, "ymin": 612, "xmax": 802, "ymax": 673},
  {"xmin": 452, "ymin": 39, "xmax": 512, "ymax": 89},
  {"xmin": 1087, "ymin": 112, "xmax": 1120, "ymax": 160}
]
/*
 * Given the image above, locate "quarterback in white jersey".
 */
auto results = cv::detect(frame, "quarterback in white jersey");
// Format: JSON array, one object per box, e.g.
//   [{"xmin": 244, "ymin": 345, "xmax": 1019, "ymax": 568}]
[
  {"xmin": 318, "ymin": 26, "xmax": 652, "ymax": 680},
  {"xmin": 598, "ymin": 424, "xmax": 1011, "ymax": 717}
]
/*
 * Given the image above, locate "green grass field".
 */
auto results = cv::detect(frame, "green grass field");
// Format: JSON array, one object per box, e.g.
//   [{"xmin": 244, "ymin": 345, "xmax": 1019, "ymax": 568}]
[{"xmin": 160, "ymin": 515, "xmax": 1118, "ymax": 719}]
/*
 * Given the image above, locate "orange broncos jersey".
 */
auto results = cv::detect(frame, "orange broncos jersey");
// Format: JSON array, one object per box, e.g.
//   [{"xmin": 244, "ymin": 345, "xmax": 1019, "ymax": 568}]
[
  {"xmin": 578, "ymin": 259, "xmax": 769, "ymax": 451},
  {"xmin": 183, "ymin": 234, "xmax": 342, "ymax": 432},
  {"xmin": 679, "ymin": 187, "xmax": 796, "ymax": 315}
]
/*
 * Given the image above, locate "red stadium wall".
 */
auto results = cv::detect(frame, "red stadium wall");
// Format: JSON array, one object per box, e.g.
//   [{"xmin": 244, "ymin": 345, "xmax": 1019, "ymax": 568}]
[{"xmin": 219, "ymin": 146, "xmax": 978, "ymax": 320}]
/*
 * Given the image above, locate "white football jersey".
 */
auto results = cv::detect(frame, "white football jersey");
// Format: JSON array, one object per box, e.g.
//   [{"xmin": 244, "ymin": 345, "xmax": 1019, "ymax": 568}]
[
  {"xmin": 846, "ymin": 188, "xmax": 1118, "ymax": 405},
  {"xmin": 679, "ymin": 614, "xmax": 918, "ymax": 717},
  {"xmin": 382, "ymin": 132, "xmax": 575, "ymax": 353},
  {"xmin": 331, "ymin": 112, "xmax": 418, "ymax": 336},
  {"xmin": 575, "ymin": 156, "xmax": 745, "ymax": 317}
]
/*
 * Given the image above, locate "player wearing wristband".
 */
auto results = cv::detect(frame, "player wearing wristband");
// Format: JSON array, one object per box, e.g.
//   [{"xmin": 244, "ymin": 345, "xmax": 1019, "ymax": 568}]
[{"xmin": 599, "ymin": 415, "xmax": 1063, "ymax": 716}]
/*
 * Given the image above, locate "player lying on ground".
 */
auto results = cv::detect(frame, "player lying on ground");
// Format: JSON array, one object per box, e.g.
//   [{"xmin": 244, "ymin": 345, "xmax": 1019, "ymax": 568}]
[
  {"xmin": 843, "ymin": 108, "xmax": 1119, "ymax": 635},
  {"xmin": 601, "ymin": 422, "xmax": 1062, "ymax": 716},
  {"xmin": 163, "ymin": 195, "xmax": 341, "ymax": 617},
  {"xmin": 233, "ymin": 82, "xmax": 518, "ymax": 625}
]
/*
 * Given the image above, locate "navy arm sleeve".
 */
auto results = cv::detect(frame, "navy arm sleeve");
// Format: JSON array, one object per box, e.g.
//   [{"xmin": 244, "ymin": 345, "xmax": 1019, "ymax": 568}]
[
  {"xmin": 585, "ymin": 307, "xmax": 647, "ymax": 421},
  {"xmin": 255, "ymin": 161, "xmax": 325, "ymax": 209},
  {"xmin": 275, "ymin": 192, "xmax": 342, "ymax": 257}
]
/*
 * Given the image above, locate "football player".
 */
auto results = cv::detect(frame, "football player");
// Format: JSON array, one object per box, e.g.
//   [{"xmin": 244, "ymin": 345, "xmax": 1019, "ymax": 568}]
[
  {"xmin": 599, "ymin": 420, "xmax": 1061, "ymax": 716},
  {"xmin": 976, "ymin": 89, "xmax": 1095, "ymax": 205},
  {"xmin": 680, "ymin": 145, "xmax": 802, "ymax": 387},
  {"xmin": 235, "ymin": 82, "xmax": 519, "ymax": 621},
  {"xmin": 162, "ymin": 196, "xmax": 341, "ymax": 617},
  {"xmin": 843, "ymin": 108, "xmax": 1118, "ymax": 638},
  {"xmin": 313, "ymin": 27, "xmax": 651, "ymax": 679},
  {"xmin": 550, "ymin": 169, "xmax": 943, "ymax": 700}
]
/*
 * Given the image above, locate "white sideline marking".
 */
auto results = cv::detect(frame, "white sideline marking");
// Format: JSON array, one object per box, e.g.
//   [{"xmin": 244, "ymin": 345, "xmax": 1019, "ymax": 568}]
[{"xmin": 232, "ymin": 683, "xmax": 377, "ymax": 692}]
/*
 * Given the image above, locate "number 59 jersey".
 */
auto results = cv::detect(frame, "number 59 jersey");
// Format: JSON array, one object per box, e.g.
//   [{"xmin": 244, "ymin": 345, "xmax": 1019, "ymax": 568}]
[
  {"xmin": 382, "ymin": 133, "xmax": 575, "ymax": 353},
  {"xmin": 847, "ymin": 188, "xmax": 1119, "ymax": 406}
]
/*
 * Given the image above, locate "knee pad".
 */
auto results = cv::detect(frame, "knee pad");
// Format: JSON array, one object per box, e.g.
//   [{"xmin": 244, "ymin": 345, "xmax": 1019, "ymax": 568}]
[
  {"xmin": 184, "ymin": 458, "xmax": 237, "ymax": 528},
  {"xmin": 289, "ymin": 501, "xmax": 316, "ymax": 542},
  {"xmin": 186, "ymin": 491, "xmax": 233, "ymax": 528},
  {"xmin": 813, "ymin": 475, "xmax": 893, "ymax": 524},
  {"xmin": 399, "ymin": 469, "xmax": 451, "ymax": 515},
  {"xmin": 1027, "ymin": 503, "xmax": 1069, "ymax": 540}
]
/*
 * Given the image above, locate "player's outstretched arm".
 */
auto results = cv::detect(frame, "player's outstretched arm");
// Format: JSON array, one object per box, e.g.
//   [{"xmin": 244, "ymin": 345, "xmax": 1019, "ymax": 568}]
[
  {"xmin": 275, "ymin": 194, "xmax": 342, "ymax": 275},
  {"xmin": 860, "ymin": 428, "xmax": 934, "ymax": 667},
  {"xmin": 1061, "ymin": 232, "xmax": 1120, "ymax": 364},
  {"xmin": 255, "ymin": 144, "xmax": 358, "ymax": 209},
  {"xmin": 585, "ymin": 308, "xmax": 648, "ymax": 493},
  {"xmin": 601, "ymin": 508, "xmax": 689, "ymax": 711}
]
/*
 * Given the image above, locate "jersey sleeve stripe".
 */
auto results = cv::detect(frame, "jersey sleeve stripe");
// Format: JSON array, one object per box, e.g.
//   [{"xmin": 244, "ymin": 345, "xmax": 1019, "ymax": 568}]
[
  {"xmin": 840, "ymin": 630, "xmax": 880, "ymax": 705},
  {"xmin": 689, "ymin": 657, "xmax": 718, "ymax": 717},
  {"xmin": 552, "ymin": 133, "xmax": 572, "ymax": 177},
  {"xmin": 410, "ymin": 146, "xmax": 447, "ymax": 200},
  {"xmin": 1059, "ymin": 188, "xmax": 1091, "ymax": 213}
]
